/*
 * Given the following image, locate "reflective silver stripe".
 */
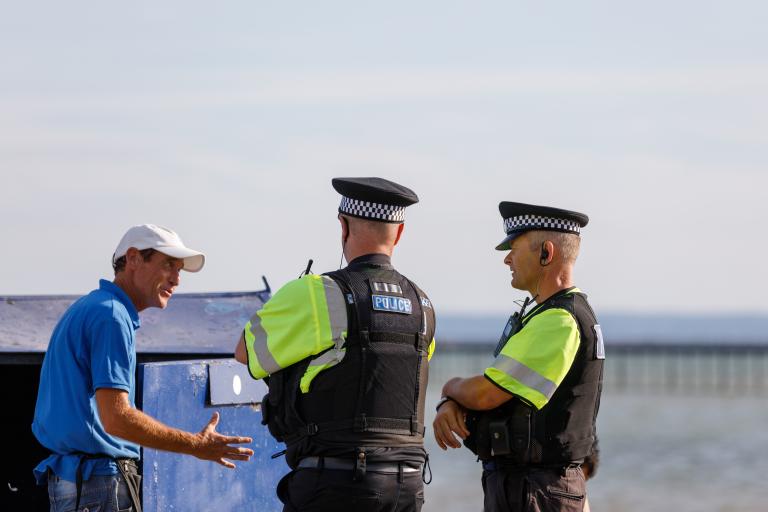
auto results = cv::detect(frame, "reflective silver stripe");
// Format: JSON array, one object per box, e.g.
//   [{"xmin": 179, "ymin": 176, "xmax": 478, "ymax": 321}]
[
  {"xmin": 302, "ymin": 278, "xmax": 348, "ymax": 374},
  {"xmin": 307, "ymin": 347, "xmax": 345, "ymax": 369},
  {"xmin": 492, "ymin": 354, "xmax": 557, "ymax": 399},
  {"xmin": 249, "ymin": 317, "xmax": 282, "ymax": 374},
  {"xmin": 322, "ymin": 276, "xmax": 347, "ymax": 345}
]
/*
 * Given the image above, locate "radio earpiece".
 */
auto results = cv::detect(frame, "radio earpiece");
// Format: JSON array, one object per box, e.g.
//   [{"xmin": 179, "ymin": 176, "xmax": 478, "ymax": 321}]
[{"xmin": 540, "ymin": 243, "xmax": 550, "ymax": 266}]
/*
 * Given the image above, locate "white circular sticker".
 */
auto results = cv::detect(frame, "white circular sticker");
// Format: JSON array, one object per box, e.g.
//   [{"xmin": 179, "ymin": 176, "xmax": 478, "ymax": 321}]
[{"xmin": 232, "ymin": 374, "xmax": 242, "ymax": 395}]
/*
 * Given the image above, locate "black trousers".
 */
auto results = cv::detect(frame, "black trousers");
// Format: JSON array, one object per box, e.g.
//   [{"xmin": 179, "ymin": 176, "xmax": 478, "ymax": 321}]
[
  {"xmin": 482, "ymin": 466, "xmax": 585, "ymax": 512},
  {"xmin": 278, "ymin": 467, "xmax": 424, "ymax": 512}
]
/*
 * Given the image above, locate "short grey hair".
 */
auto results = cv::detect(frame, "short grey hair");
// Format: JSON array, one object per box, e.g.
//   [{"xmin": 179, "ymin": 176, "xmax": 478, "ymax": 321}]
[
  {"xmin": 527, "ymin": 231, "xmax": 581, "ymax": 263},
  {"xmin": 341, "ymin": 214, "xmax": 400, "ymax": 245}
]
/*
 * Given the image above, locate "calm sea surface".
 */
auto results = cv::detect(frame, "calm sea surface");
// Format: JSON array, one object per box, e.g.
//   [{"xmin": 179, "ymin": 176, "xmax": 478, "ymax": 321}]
[{"xmin": 422, "ymin": 352, "xmax": 768, "ymax": 512}]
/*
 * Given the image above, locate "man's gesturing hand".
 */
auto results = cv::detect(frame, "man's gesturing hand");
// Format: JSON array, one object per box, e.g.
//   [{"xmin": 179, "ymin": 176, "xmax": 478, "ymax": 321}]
[{"xmin": 193, "ymin": 412, "xmax": 254, "ymax": 468}]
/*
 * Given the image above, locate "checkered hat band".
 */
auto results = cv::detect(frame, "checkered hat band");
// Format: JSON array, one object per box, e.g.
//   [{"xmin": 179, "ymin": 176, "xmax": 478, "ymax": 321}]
[
  {"xmin": 503, "ymin": 215, "xmax": 581, "ymax": 235},
  {"xmin": 339, "ymin": 196, "xmax": 406, "ymax": 222}
]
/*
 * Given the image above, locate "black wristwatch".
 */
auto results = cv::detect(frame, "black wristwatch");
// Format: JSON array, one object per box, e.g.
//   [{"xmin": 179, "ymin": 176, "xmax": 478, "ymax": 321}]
[{"xmin": 435, "ymin": 396, "xmax": 455, "ymax": 412}]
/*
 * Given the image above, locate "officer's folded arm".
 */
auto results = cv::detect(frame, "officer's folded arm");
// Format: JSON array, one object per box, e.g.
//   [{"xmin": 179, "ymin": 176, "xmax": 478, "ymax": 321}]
[
  {"xmin": 442, "ymin": 375, "xmax": 513, "ymax": 411},
  {"xmin": 433, "ymin": 375, "xmax": 516, "ymax": 450},
  {"xmin": 433, "ymin": 399, "xmax": 468, "ymax": 450}
]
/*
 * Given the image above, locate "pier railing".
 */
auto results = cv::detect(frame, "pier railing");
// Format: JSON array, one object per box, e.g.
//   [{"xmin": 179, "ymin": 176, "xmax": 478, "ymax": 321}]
[{"xmin": 431, "ymin": 342, "xmax": 768, "ymax": 396}]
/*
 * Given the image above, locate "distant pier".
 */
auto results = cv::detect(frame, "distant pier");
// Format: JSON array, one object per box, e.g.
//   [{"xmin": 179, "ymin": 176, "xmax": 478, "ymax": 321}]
[{"xmin": 432, "ymin": 341, "xmax": 768, "ymax": 395}]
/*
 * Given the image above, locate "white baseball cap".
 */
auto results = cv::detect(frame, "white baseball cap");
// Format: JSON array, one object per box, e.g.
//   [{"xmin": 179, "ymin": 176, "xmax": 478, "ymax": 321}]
[{"xmin": 112, "ymin": 224, "xmax": 205, "ymax": 273}]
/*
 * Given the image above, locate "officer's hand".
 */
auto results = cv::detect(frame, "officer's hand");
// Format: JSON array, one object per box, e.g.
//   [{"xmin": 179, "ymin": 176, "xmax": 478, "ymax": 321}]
[
  {"xmin": 433, "ymin": 400, "xmax": 469, "ymax": 450},
  {"xmin": 193, "ymin": 412, "xmax": 254, "ymax": 468}
]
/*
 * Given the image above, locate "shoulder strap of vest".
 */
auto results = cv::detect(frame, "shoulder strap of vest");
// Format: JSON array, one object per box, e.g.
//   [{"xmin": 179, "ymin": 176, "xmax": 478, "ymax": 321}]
[
  {"xmin": 519, "ymin": 289, "xmax": 590, "ymax": 333},
  {"xmin": 406, "ymin": 278, "xmax": 435, "ymax": 348},
  {"xmin": 401, "ymin": 276, "xmax": 432, "ymax": 352},
  {"xmin": 323, "ymin": 269, "xmax": 360, "ymax": 340},
  {"xmin": 535, "ymin": 290, "xmax": 598, "ymax": 342},
  {"xmin": 401, "ymin": 276, "xmax": 430, "ymax": 436},
  {"xmin": 322, "ymin": 268, "xmax": 369, "ymax": 428}
]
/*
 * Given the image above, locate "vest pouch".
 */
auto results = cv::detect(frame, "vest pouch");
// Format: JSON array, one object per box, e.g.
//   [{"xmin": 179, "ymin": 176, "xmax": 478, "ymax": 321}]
[
  {"xmin": 260, "ymin": 392, "xmax": 272, "ymax": 426},
  {"xmin": 463, "ymin": 409, "xmax": 491, "ymax": 459},
  {"xmin": 489, "ymin": 418, "xmax": 511, "ymax": 456},
  {"xmin": 465, "ymin": 403, "xmax": 532, "ymax": 463},
  {"xmin": 463, "ymin": 410, "xmax": 499, "ymax": 460},
  {"xmin": 489, "ymin": 408, "xmax": 531, "ymax": 463},
  {"xmin": 263, "ymin": 384, "xmax": 287, "ymax": 442},
  {"xmin": 266, "ymin": 358, "xmax": 313, "ymax": 443},
  {"xmin": 508, "ymin": 407, "xmax": 532, "ymax": 464},
  {"xmin": 463, "ymin": 411, "xmax": 476, "ymax": 454},
  {"xmin": 363, "ymin": 335, "xmax": 421, "ymax": 423}
]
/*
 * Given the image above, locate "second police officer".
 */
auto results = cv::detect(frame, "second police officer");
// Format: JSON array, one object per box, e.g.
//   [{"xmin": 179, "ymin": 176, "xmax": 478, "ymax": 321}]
[
  {"xmin": 235, "ymin": 177, "xmax": 436, "ymax": 512},
  {"xmin": 433, "ymin": 201, "xmax": 604, "ymax": 512}
]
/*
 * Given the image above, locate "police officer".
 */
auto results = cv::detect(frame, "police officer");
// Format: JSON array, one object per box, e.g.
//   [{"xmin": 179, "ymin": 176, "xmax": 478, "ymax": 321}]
[
  {"xmin": 432, "ymin": 202, "xmax": 604, "ymax": 512},
  {"xmin": 235, "ymin": 177, "xmax": 436, "ymax": 512}
]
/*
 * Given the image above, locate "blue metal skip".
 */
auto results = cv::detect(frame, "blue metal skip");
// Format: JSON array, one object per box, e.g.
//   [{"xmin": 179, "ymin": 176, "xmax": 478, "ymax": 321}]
[
  {"xmin": 141, "ymin": 359, "xmax": 286, "ymax": 512},
  {"xmin": 0, "ymin": 283, "xmax": 272, "ymax": 355}
]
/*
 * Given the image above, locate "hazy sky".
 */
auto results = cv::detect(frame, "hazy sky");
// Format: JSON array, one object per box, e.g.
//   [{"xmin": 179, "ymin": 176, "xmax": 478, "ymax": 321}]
[{"xmin": 1, "ymin": 2, "xmax": 766, "ymax": 314}]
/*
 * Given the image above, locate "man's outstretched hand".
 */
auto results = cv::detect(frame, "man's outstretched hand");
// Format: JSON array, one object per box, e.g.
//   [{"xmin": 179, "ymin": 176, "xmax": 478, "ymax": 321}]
[{"xmin": 193, "ymin": 412, "xmax": 254, "ymax": 468}]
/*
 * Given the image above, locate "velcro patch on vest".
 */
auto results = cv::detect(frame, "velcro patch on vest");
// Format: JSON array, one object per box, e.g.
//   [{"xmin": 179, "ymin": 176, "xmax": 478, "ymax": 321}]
[
  {"xmin": 372, "ymin": 294, "xmax": 412, "ymax": 314},
  {"xmin": 372, "ymin": 282, "xmax": 403, "ymax": 295}
]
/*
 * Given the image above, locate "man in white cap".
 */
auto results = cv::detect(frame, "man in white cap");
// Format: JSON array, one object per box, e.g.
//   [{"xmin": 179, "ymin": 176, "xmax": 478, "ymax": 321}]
[{"xmin": 32, "ymin": 224, "xmax": 254, "ymax": 512}]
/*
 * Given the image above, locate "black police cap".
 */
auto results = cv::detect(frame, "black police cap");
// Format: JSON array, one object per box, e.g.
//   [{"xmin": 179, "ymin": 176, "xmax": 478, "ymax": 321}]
[
  {"xmin": 495, "ymin": 201, "xmax": 589, "ymax": 250},
  {"xmin": 332, "ymin": 177, "xmax": 419, "ymax": 224}
]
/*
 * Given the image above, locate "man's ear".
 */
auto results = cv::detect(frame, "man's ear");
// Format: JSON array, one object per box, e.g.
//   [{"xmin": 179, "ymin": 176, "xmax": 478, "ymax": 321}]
[
  {"xmin": 124, "ymin": 248, "xmax": 141, "ymax": 269},
  {"xmin": 339, "ymin": 215, "xmax": 350, "ymax": 242},
  {"xmin": 393, "ymin": 223, "xmax": 405, "ymax": 246},
  {"xmin": 540, "ymin": 240, "xmax": 555, "ymax": 266}
]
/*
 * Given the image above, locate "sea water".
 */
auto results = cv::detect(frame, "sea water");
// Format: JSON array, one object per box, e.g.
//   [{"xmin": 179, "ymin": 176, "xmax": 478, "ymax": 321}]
[{"xmin": 423, "ymin": 354, "xmax": 768, "ymax": 512}]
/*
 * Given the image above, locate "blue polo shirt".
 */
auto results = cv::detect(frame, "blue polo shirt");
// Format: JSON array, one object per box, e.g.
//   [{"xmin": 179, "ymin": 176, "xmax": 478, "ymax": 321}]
[{"xmin": 32, "ymin": 279, "xmax": 141, "ymax": 484}]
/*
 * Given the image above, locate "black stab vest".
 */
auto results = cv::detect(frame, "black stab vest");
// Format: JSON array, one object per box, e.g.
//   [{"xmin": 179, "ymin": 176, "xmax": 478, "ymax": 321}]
[
  {"xmin": 465, "ymin": 290, "xmax": 603, "ymax": 465},
  {"xmin": 260, "ymin": 255, "xmax": 435, "ymax": 468}
]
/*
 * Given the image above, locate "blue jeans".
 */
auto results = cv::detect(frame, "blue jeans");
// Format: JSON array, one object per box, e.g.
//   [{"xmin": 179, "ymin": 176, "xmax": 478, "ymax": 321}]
[{"xmin": 48, "ymin": 472, "xmax": 133, "ymax": 512}]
